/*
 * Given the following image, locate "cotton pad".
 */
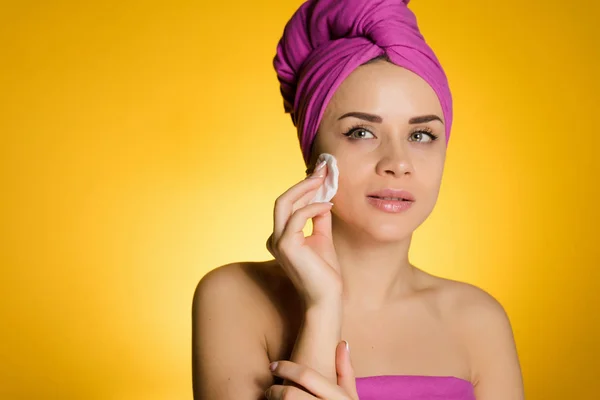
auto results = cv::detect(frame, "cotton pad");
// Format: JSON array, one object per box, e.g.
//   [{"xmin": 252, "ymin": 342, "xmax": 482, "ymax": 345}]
[{"xmin": 308, "ymin": 153, "xmax": 339, "ymax": 204}]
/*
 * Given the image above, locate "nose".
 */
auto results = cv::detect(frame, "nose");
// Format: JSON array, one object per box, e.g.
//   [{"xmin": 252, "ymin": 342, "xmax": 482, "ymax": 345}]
[{"xmin": 375, "ymin": 140, "xmax": 414, "ymax": 177}]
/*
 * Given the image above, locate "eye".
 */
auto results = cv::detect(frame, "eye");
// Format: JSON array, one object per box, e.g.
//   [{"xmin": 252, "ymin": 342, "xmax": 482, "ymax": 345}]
[
  {"xmin": 409, "ymin": 128, "xmax": 439, "ymax": 143},
  {"xmin": 342, "ymin": 124, "xmax": 375, "ymax": 140}
]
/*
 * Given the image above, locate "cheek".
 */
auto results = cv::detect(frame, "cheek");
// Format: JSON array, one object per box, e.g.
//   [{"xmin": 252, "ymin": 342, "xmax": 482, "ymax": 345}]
[
  {"xmin": 332, "ymin": 174, "xmax": 358, "ymax": 204},
  {"xmin": 423, "ymin": 166, "xmax": 443, "ymax": 190},
  {"xmin": 416, "ymin": 155, "xmax": 444, "ymax": 186},
  {"xmin": 416, "ymin": 162, "xmax": 445, "ymax": 212},
  {"xmin": 330, "ymin": 174, "xmax": 367, "ymax": 216}
]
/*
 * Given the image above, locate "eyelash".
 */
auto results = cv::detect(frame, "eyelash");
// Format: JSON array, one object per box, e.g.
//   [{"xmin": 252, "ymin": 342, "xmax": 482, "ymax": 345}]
[{"xmin": 342, "ymin": 123, "xmax": 439, "ymax": 142}]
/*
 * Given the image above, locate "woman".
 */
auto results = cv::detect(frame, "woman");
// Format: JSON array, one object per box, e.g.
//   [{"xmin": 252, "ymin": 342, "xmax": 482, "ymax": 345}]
[{"xmin": 192, "ymin": 0, "xmax": 524, "ymax": 399}]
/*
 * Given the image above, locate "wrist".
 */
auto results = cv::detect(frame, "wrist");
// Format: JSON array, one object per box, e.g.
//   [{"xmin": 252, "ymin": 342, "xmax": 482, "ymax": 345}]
[
  {"xmin": 305, "ymin": 290, "xmax": 342, "ymax": 311},
  {"xmin": 304, "ymin": 301, "xmax": 343, "ymax": 324}
]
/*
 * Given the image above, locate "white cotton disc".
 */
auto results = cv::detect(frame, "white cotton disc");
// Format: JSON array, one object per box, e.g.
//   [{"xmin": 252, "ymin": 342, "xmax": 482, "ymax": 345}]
[{"xmin": 308, "ymin": 153, "xmax": 339, "ymax": 204}]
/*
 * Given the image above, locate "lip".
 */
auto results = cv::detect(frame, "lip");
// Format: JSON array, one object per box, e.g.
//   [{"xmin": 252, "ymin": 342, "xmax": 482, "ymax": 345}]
[
  {"xmin": 366, "ymin": 188, "xmax": 415, "ymax": 201},
  {"xmin": 366, "ymin": 196, "xmax": 414, "ymax": 213}
]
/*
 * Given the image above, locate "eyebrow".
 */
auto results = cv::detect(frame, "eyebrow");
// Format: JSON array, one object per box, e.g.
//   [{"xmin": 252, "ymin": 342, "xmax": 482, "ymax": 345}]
[{"xmin": 337, "ymin": 112, "xmax": 444, "ymax": 125}]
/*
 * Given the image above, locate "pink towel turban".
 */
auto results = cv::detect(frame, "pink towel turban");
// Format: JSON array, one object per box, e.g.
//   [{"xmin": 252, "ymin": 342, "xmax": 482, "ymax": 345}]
[{"xmin": 273, "ymin": 0, "xmax": 453, "ymax": 166}]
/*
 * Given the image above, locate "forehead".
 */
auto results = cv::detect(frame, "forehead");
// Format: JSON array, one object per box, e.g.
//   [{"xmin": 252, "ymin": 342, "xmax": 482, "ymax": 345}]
[{"xmin": 323, "ymin": 61, "xmax": 443, "ymax": 123}]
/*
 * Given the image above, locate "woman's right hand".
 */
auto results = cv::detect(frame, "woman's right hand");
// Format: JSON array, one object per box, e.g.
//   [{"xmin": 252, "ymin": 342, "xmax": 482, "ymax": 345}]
[{"xmin": 266, "ymin": 160, "xmax": 342, "ymax": 310}]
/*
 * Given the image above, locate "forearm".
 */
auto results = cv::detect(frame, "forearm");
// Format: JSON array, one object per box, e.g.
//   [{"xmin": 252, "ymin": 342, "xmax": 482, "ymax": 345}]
[{"xmin": 284, "ymin": 302, "xmax": 342, "ymax": 384}]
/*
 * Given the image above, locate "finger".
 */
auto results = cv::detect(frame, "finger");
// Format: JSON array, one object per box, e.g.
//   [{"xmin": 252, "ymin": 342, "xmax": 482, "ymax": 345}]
[
  {"xmin": 279, "ymin": 202, "xmax": 334, "ymax": 247},
  {"xmin": 275, "ymin": 167, "xmax": 328, "ymax": 238},
  {"xmin": 311, "ymin": 202, "xmax": 333, "ymax": 240},
  {"xmin": 272, "ymin": 177, "xmax": 324, "ymax": 245},
  {"xmin": 336, "ymin": 341, "xmax": 359, "ymax": 399},
  {"xmin": 307, "ymin": 209, "xmax": 339, "ymax": 272},
  {"xmin": 266, "ymin": 233, "xmax": 275, "ymax": 256},
  {"xmin": 294, "ymin": 177, "xmax": 327, "ymax": 214},
  {"xmin": 265, "ymin": 384, "xmax": 316, "ymax": 400},
  {"xmin": 270, "ymin": 360, "xmax": 346, "ymax": 400},
  {"xmin": 305, "ymin": 156, "xmax": 327, "ymax": 176},
  {"xmin": 297, "ymin": 163, "xmax": 329, "ymax": 207},
  {"xmin": 273, "ymin": 164, "xmax": 328, "ymax": 241}
]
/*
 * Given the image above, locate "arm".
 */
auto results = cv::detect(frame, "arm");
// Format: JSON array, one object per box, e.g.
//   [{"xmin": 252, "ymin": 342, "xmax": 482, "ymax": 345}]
[
  {"xmin": 284, "ymin": 301, "xmax": 342, "ymax": 385},
  {"xmin": 192, "ymin": 264, "xmax": 273, "ymax": 400},
  {"xmin": 463, "ymin": 291, "xmax": 525, "ymax": 399},
  {"xmin": 191, "ymin": 263, "xmax": 342, "ymax": 399}
]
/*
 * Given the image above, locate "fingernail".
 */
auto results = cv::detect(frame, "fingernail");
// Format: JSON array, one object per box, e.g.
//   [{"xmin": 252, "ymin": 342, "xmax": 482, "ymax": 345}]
[
  {"xmin": 344, "ymin": 340, "xmax": 350, "ymax": 353},
  {"xmin": 265, "ymin": 388, "xmax": 271, "ymax": 399},
  {"xmin": 269, "ymin": 361, "xmax": 278, "ymax": 371},
  {"xmin": 309, "ymin": 161, "xmax": 327, "ymax": 179}
]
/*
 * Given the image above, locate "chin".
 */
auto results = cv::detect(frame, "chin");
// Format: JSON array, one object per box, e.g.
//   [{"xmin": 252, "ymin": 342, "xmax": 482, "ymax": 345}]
[
  {"xmin": 365, "ymin": 221, "xmax": 416, "ymax": 243},
  {"xmin": 361, "ymin": 202, "xmax": 433, "ymax": 240}
]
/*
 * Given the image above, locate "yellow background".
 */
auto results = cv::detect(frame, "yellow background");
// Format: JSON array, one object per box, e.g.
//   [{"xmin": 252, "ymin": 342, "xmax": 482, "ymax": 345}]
[{"xmin": 1, "ymin": 0, "xmax": 598, "ymax": 398}]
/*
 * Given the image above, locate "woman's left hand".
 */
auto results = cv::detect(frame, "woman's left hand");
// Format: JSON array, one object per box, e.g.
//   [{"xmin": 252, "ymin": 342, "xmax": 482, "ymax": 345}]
[{"xmin": 265, "ymin": 341, "xmax": 359, "ymax": 400}]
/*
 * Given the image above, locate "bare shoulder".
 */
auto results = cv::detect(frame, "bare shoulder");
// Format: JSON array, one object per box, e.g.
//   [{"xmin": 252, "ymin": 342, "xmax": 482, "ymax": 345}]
[
  {"xmin": 191, "ymin": 260, "xmax": 300, "ymax": 399},
  {"xmin": 414, "ymin": 271, "xmax": 508, "ymax": 322},
  {"xmin": 427, "ymin": 276, "xmax": 515, "ymax": 350},
  {"xmin": 193, "ymin": 259, "xmax": 294, "ymax": 326},
  {"xmin": 424, "ymin": 274, "xmax": 524, "ymax": 398},
  {"xmin": 192, "ymin": 259, "xmax": 302, "ymax": 354},
  {"xmin": 194, "ymin": 260, "xmax": 277, "ymax": 299},
  {"xmin": 433, "ymin": 277, "xmax": 509, "ymax": 322}
]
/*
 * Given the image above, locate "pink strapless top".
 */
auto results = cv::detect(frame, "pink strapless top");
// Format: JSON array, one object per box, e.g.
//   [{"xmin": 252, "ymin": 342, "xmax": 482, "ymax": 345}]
[{"xmin": 355, "ymin": 375, "xmax": 475, "ymax": 400}]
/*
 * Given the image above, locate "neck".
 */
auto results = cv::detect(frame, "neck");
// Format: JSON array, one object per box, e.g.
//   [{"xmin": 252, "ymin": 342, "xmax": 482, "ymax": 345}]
[{"xmin": 331, "ymin": 215, "xmax": 418, "ymax": 312}]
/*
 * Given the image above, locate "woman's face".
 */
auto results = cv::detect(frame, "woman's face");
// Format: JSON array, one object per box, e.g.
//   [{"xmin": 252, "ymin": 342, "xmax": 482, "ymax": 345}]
[{"xmin": 310, "ymin": 60, "xmax": 447, "ymax": 242}]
